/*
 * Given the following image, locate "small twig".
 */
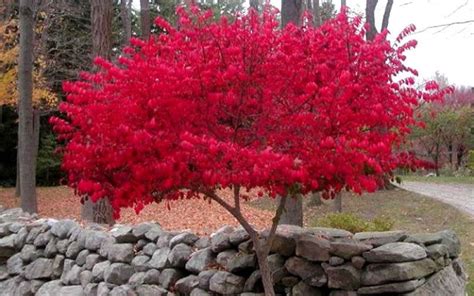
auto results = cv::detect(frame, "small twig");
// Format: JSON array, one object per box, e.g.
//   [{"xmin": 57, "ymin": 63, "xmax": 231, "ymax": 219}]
[{"xmin": 414, "ymin": 19, "xmax": 474, "ymax": 35}]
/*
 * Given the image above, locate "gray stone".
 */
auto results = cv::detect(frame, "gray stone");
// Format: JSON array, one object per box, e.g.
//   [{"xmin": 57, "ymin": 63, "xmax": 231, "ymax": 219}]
[
  {"xmin": 63, "ymin": 264, "xmax": 83, "ymax": 285},
  {"xmin": 20, "ymin": 244, "xmax": 38, "ymax": 262},
  {"xmin": 110, "ymin": 225, "xmax": 138, "ymax": 243},
  {"xmin": 325, "ymin": 263, "xmax": 361, "ymax": 290},
  {"xmin": 328, "ymin": 291, "xmax": 357, "ymax": 296},
  {"xmin": 14, "ymin": 227, "xmax": 28, "ymax": 249},
  {"xmin": 363, "ymin": 242, "xmax": 427, "ymax": 263},
  {"xmin": 266, "ymin": 225, "xmax": 306, "ymax": 256},
  {"xmin": 135, "ymin": 285, "xmax": 168, "ymax": 296},
  {"xmin": 131, "ymin": 255, "xmax": 150, "ymax": 272},
  {"xmin": 209, "ymin": 271, "xmax": 245, "ymax": 295},
  {"xmin": 292, "ymin": 281, "xmax": 323, "ymax": 296},
  {"xmin": 58, "ymin": 285, "xmax": 84, "ymax": 296},
  {"xmin": 60, "ymin": 259, "xmax": 75, "ymax": 283},
  {"xmin": 361, "ymin": 258, "xmax": 437, "ymax": 285},
  {"xmin": 198, "ymin": 270, "xmax": 217, "ymax": 290},
  {"xmin": 244, "ymin": 270, "xmax": 261, "ymax": 291},
  {"xmin": 8, "ymin": 222, "xmax": 24, "ymax": 233},
  {"xmin": 285, "ymin": 256, "xmax": 327, "ymax": 287},
  {"xmin": 216, "ymin": 249, "xmax": 238, "ymax": 266},
  {"xmin": 168, "ymin": 243, "xmax": 192, "ymax": 267},
  {"xmin": 6, "ymin": 253, "xmax": 23, "ymax": 275},
  {"xmin": 351, "ymin": 256, "xmax": 365, "ymax": 269},
  {"xmin": 56, "ymin": 239, "xmax": 69, "ymax": 254},
  {"xmin": 132, "ymin": 223, "xmax": 155, "ymax": 239},
  {"xmin": 143, "ymin": 269, "xmax": 160, "ymax": 284},
  {"xmin": 144, "ymin": 226, "xmax": 163, "ymax": 241},
  {"xmin": 66, "ymin": 241, "xmax": 83, "ymax": 259},
  {"xmin": 85, "ymin": 253, "xmax": 101, "ymax": 270},
  {"xmin": 210, "ymin": 227, "xmax": 234, "ymax": 252},
  {"xmin": 227, "ymin": 252, "xmax": 256, "ymax": 273},
  {"xmin": 97, "ymin": 282, "xmax": 110, "ymax": 296},
  {"xmin": 0, "ymin": 234, "xmax": 17, "ymax": 257},
  {"xmin": 36, "ymin": 279, "xmax": 62, "ymax": 296},
  {"xmin": 175, "ymin": 275, "xmax": 200, "ymax": 294},
  {"xmin": 51, "ymin": 220, "xmax": 78, "ymax": 239},
  {"xmin": 44, "ymin": 237, "xmax": 58, "ymax": 257},
  {"xmin": 98, "ymin": 236, "xmax": 116, "ymax": 258},
  {"xmin": 0, "ymin": 223, "xmax": 10, "ymax": 236},
  {"xmin": 84, "ymin": 283, "xmax": 98, "ymax": 296},
  {"xmin": 426, "ymin": 243, "xmax": 449, "ymax": 260},
  {"xmin": 34, "ymin": 231, "xmax": 52, "ymax": 247},
  {"xmin": 405, "ymin": 233, "xmax": 443, "ymax": 246},
  {"xmin": 281, "ymin": 276, "xmax": 299, "ymax": 287},
  {"xmin": 311, "ymin": 227, "xmax": 353, "ymax": 239},
  {"xmin": 91, "ymin": 260, "xmax": 111, "ymax": 282},
  {"xmin": 330, "ymin": 240, "xmax": 372, "ymax": 259},
  {"xmin": 128, "ymin": 272, "xmax": 145, "ymax": 286},
  {"xmin": 358, "ymin": 278, "xmax": 425, "ymax": 294},
  {"xmin": 85, "ymin": 231, "xmax": 109, "ymax": 251},
  {"xmin": 16, "ymin": 280, "xmax": 34, "ymax": 296},
  {"xmin": 30, "ymin": 280, "xmax": 45, "ymax": 294},
  {"xmin": 190, "ymin": 288, "xmax": 212, "ymax": 296},
  {"xmin": 76, "ymin": 249, "xmax": 90, "ymax": 266},
  {"xmin": 158, "ymin": 268, "xmax": 185, "ymax": 289},
  {"xmin": 195, "ymin": 237, "xmax": 211, "ymax": 249},
  {"xmin": 25, "ymin": 227, "xmax": 41, "ymax": 244},
  {"xmin": 186, "ymin": 247, "xmax": 216, "ymax": 274},
  {"xmin": 142, "ymin": 243, "xmax": 157, "ymax": 256},
  {"xmin": 104, "ymin": 263, "xmax": 135, "ymax": 285},
  {"xmin": 107, "ymin": 243, "xmax": 134, "ymax": 263},
  {"xmin": 267, "ymin": 253, "xmax": 288, "ymax": 283},
  {"xmin": 80, "ymin": 270, "xmax": 93, "ymax": 287},
  {"xmin": 436, "ymin": 230, "xmax": 461, "ymax": 258},
  {"xmin": 229, "ymin": 229, "xmax": 250, "ymax": 245},
  {"xmin": 109, "ymin": 285, "xmax": 136, "ymax": 296},
  {"xmin": 329, "ymin": 256, "xmax": 345, "ymax": 266},
  {"xmin": 52, "ymin": 254, "xmax": 65, "ymax": 277},
  {"xmin": 135, "ymin": 239, "xmax": 148, "ymax": 251},
  {"xmin": 296, "ymin": 234, "xmax": 331, "ymax": 262},
  {"xmin": 238, "ymin": 240, "xmax": 253, "ymax": 253},
  {"xmin": 148, "ymin": 247, "xmax": 170, "ymax": 269},
  {"xmin": 156, "ymin": 233, "xmax": 174, "ymax": 248},
  {"xmin": 24, "ymin": 258, "xmax": 54, "ymax": 279},
  {"xmin": 354, "ymin": 231, "xmax": 407, "ymax": 247}
]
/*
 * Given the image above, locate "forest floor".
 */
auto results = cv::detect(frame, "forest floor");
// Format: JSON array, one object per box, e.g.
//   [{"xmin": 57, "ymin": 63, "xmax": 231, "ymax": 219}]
[{"xmin": 0, "ymin": 186, "xmax": 473, "ymax": 293}]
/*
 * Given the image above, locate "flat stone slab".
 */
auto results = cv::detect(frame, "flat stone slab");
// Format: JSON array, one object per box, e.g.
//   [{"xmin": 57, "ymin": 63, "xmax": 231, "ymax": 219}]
[
  {"xmin": 354, "ymin": 231, "xmax": 407, "ymax": 247},
  {"xmin": 363, "ymin": 242, "xmax": 427, "ymax": 263},
  {"xmin": 358, "ymin": 278, "xmax": 425, "ymax": 294}
]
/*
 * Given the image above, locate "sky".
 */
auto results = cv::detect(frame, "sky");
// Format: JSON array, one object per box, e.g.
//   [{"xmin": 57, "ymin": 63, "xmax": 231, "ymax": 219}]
[{"xmin": 133, "ymin": 0, "xmax": 474, "ymax": 87}]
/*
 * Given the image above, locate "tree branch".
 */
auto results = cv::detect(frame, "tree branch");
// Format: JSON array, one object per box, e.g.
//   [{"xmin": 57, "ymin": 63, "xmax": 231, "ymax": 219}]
[
  {"xmin": 263, "ymin": 195, "xmax": 287, "ymax": 255},
  {"xmin": 381, "ymin": 0, "xmax": 393, "ymax": 31},
  {"xmin": 414, "ymin": 20, "xmax": 474, "ymax": 34}
]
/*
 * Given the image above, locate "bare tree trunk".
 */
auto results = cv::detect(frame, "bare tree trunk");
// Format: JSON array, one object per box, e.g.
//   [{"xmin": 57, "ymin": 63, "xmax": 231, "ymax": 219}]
[
  {"xmin": 447, "ymin": 142, "xmax": 453, "ymax": 169},
  {"xmin": 120, "ymin": 0, "xmax": 132, "ymax": 44},
  {"xmin": 15, "ymin": 147, "xmax": 20, "ymax": 197},
  {"xmin": 381, "ymin": 0, "xmax": 394, "ymax": 31},
  {"xmin": 365, "ymin": 0, "xmax": 378, "ymax": 40},
  {"xmin": 87, "ymin": 0, "xmax": 115, "ymax": 225},
  {"xmin": 281, "ymin": 0, "xmax": 304, "ymax": 27},
  {"xmin": 341, "ymin": 0, "xmax": 346, "ymax": 7},
  {"xmin": 250, "ymin": 0, "xmax": 259, "ymax": 11},
  {"xmin": 313, "ymin": 0, "xmax": 321, "ymax": 27},
  {"xmin": 333, "ymin": 192, "xmax": 342, "ymax": 212},
  {"xmin": 18, "ymin": 0, "xmax": 37, "ymax": 214},
  {"xmin": 434, "ymin": 143, "xmax": 440, "ymax": 176},
  {"xmin": 280, "ymin": 0, "xmax": 304, "ymax": 226},
  {"xmin": 140, "ymin": 0, "xmax": 150, "ymax": 39}
]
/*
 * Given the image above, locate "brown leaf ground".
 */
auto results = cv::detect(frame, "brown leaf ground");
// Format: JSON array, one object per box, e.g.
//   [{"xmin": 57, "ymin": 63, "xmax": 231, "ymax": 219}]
[{"xmin": 0, "ymin": 186, "xmax": 273, "ymax": 235}]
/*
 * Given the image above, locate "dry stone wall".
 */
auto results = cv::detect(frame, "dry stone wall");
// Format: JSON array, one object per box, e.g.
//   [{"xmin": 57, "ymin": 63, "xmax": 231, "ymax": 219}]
[{"xmin": 0, "ymin": 206, "xmax": 468, "ymax": 296}]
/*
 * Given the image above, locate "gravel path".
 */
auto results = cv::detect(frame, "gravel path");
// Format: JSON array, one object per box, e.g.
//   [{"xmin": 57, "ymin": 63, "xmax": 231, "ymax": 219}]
[{"xmin": 397, "ymin": 181, "xmax": 474, "ymax": 218}]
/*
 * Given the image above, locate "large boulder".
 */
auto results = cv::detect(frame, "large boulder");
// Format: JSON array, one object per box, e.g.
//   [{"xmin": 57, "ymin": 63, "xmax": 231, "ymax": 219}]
[
  {"xmin": 227, "ymin": 252, "xmax": 256, "ymax": 273},
  {"xmin": 285, "ymin": 256, "xmax": 327, "ymax": 287},
  {"xmin": 330, "ymin": 240, "xmax": 372, "ymax": 259},
  {"xmin": 107, "ymin": 243, "xmax": 134, "ymax": 263},
  {"xmin": 148, "ymin": 247, "xmax": 170, "ymax": 269},
  {"xmin": 51, "ymin": 220, "xmax": 78, "ymax": 239},
  {"xmin": 185, "ymin": 247, "xmax": 216, "ymax": 274},
  {"xmin": 104, "ymin": 263, "xmax": 135, "ymax": 285},
  {"xmin": 209, "ymin": 271, "xmax": 245, "ymax": 295},
  {"xmin": 175, "ymin": 275, "xmax": 200, "ymax": 294},
  {"xmin": 110, "ymin": 225, "xmax": 138, "ymax": 243},
  {"xmin": 296, "ymin": 234, "xmax": 331, "ymax": 262},
  {"xmin": 158, "ymin": 268, "xmax": 185, "ymax": 289},
  {"xmin": 325, "ymin": 263, "xmax": 361, "ymax": 290},
  {"xmin": 24, "ymin": 258, "xmax": 55, "ymax": 280},
  {"xmin": 168, "ymin": 243, "xmax": 193, "ymax": 268}
]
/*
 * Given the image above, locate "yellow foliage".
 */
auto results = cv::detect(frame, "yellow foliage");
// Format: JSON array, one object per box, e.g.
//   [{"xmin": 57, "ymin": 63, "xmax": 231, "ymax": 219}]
[{"xmin": 0, "ymin": 19, "xmax": 58, "ymax": 108}]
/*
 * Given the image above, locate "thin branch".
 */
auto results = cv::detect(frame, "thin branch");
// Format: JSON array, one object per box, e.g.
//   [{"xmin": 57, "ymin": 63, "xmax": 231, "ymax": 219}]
[
  {"xmin": 414, "ymin": 19, "xmax": 474, "ymax": 35},
  {"xmin": 445, "ymin": 0, "xmax": 468, "ymax": 18},
  {"xmin": 263, "ymin": 195, "xmax": 287, "ymax": 255},
  {"xmin": 381, "ymin": 0, "xmax": 394, "ymax": 31},
  {"xmin": 233, "ymin": 185, "xmax": 241, "ymax": 212}
]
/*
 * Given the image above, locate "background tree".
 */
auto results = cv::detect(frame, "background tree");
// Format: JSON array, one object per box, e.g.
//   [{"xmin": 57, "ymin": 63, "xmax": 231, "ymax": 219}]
[
  {"xmin": 140, "ymin": 0, "xmax": 151, "ymax": 38},
  {"xmin": 120, "ymin": 0, "xmax": 132, "ymax": 44},
  {"xmin": 365, "ymin": 0, "xmax": 393, "ymax": 40}
]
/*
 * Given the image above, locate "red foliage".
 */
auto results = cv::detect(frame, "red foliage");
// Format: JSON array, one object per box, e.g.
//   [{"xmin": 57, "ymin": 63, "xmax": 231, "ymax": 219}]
[{"xmin": 51, "ymin": 8, "xmax": 451, "ymax": 218}]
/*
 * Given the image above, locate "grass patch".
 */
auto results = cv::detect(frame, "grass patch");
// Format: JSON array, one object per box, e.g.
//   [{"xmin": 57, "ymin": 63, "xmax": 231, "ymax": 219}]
[
  {"xmin": 400, "ymin": 175, "xmax": 474, "ymax": 185},
  {"xmin": 251, "ymin": 189, "xmax": 474, "ymax": 293}
]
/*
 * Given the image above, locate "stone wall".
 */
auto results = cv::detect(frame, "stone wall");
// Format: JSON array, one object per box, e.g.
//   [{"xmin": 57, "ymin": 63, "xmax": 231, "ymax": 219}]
[{"xmin": 0, "ymin": 207, "xmax": 468, "ymax": 296}]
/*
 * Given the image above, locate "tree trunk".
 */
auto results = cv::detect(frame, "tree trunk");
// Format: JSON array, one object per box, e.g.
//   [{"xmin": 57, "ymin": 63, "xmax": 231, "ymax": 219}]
[
  {"xmin": 456, "ymin": 144, "xmax": 465, "ymax": 169},
  {"xmin": 447, "ymin": 142, "xmax": 453, "ymax": 168},
  {"xmin": 140, "ymin": 0, "xmax": 150, "ymax": 39},
  {"xmin": 88, "ymin": 0, "xmax": 114, "ymax": 225},
  {"xmin": 365, "ymin": 0, "xmax": 378, "ymax": 41},
  {"xmin": 333, "ymin": 192, "xmax": 342, "ymax": 212},
  {"xmin": 120, "ymin": 0, "xmax": 132, "ymax": 44},
  {"xmin": 15, "ymin": 147, "xmax": 20, "ymax": 197},
  {"xmin": 250, "ymin": 0, "xmax": 259, "ymax": 11},
  {"xmin": 434, "ymin": 143, "xmax": 440, "ymax": 176},
  {"xmin": 313, "ymin": 0, "xmax": 321, "ymax": 27},
  {"xmin": 381, "ymin": 0, "xmax": 394, "ymax": 31},
  {"xmin": 281, "ymin": 0, "xmax": 303, "ymax": 27},
  {"xmin": 18, "ymin": 0, "xmax": 37, "ymax": 214},
  {"xmin": 341, "ymin": 0, "xmax": 346, "ymax": 7}
]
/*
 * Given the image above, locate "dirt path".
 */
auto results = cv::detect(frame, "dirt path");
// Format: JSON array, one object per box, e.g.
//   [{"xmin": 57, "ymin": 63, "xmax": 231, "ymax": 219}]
[{"xmin": 397, "ymin": 181, "xmax": 474, "ymax": 218}]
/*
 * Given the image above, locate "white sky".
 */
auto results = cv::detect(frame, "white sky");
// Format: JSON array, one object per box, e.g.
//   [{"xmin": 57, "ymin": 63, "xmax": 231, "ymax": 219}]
[{"xmin": 134, "ymin": 0, "xmax": 474, "ymax": 87}]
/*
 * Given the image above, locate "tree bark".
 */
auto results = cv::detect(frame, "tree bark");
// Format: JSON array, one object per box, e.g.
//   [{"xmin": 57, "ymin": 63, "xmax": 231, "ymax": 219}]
[
  {"xmin": 140, "ymin": 0, "xmax": 150, "ymax": 39},
  {"xmin": 87, "ymin": 0, "xmax": 114, "ymax": 225},
  {"xmin": 313, "ymin": 0, "xmax": 321, "ymax": 27},
  {"xmin": 281, "ymin": 0, "xmax": 304, "ymax": 27},
  {"xmin": 381, "ymin": 0, "xmax": 394, "ymax": 31},
  {"xmin": 18, "ymin": 0, "xmax": 37, "ymax": 214},
  {"xmin": 333, "ymin": 192, "xmax": 342, "ymax": 212},
  {"xmin": 250, "ymin": 0, "xmax": 259, "ymax": 11},
  {"xmin": 365, "ymin": 0, "xmax": 378, "ymax": 40},
  {"xmin": 341, "ymin": 0, "xmax": 346, "ymax": 7},
  {"xmin": 279, "ymin": 0, "xmax": 304, "ymax": 226},
  {"xmin": 120, "ymin": 0, "xmax": 132, "ymax": 45}
]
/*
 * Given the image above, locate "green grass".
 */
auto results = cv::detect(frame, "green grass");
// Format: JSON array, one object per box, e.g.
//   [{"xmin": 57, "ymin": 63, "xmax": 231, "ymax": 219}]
[
  {"xmin": 251, "ymin": 189, "xmax": 474, "ymax": 294},
  {"xmin": 400, "ymin": 174, "xmax": 474, "ymax": 185}
]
